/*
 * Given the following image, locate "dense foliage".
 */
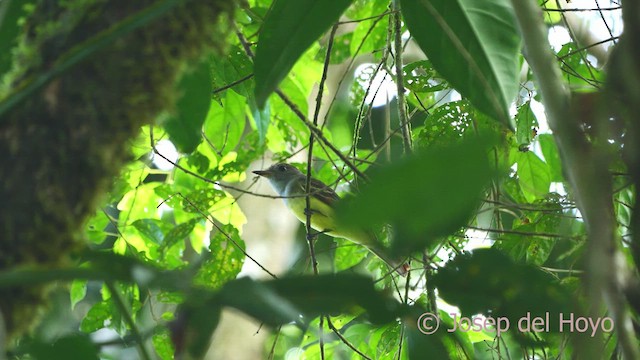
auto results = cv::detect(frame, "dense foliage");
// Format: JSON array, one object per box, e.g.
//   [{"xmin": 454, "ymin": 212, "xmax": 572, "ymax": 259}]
[{"xmin": 0, "ymin": 0, "xmax": 635, "ymax": 359}]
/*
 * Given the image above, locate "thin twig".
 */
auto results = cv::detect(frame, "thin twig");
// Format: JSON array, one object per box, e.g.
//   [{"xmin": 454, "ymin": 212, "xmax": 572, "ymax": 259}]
[
  {"xmin": 392, "ymin": 0, "xmax": 412, "ymax": 153},
  {"xmin": 275, "ymin": 89, "xmax": 369, "ymax": 181},
  {"xmin": 466, "ymin": 225, "xmax": 576, "ymax": 239},
  {"xmin": 233, "ymin": 26, "xmax": 369, "ymax": 182},
  {"xmin": 149, "ymin": 126, "xmax": 281, "ymax": 199},
  {"xmin": 511, "ymin": 1, "xmax": 638, "ymax": 358},
  {"xmin": 326, "ymin": 318, "xmax": 373, "ymax": 360},
  {"xmin": 337, "ymin": 10, "xmax": 396, "ymax": 24},
  {"xmin": 542, "ymin": 6, "xmax": 620, "ymax": 12},
  {"xmin": 322, "ymin": 9, "xmax": 391, "ymax": 130},
  {"xmin": 351, "ymin": 60, "xmax": 387, "ymax": 159},
  {"xmin": 306, "ymin": 23, "xmax": 338, "ymax": 360},
  {"xmin": 557, "ymin": 36, "xmax": 619, "ymax": 60},
  {"xmin": 305, "ymin": 23, "xmax": 338, "ymax": 276},
  {"xmin": 266, "ymin": 326, "xmax": 282, "ymax": 360},
  {"xmin": 177, "ymin": 194, "xmax": 278, "ymax": 279},
  {"xmin": 212, "ymin": 73, "xmax": 254, "ymax": 95}
]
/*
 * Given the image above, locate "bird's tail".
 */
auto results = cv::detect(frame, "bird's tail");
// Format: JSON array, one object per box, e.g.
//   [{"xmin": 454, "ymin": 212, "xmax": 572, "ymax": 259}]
[{"xmin": 367, "ymin": 245, "xmax": 409, "ymax": 277}]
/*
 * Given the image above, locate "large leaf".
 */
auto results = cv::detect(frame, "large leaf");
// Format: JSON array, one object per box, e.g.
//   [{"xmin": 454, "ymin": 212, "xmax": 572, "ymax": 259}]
[
  {"xmin": 254, "ymin": 0, "xmax": 353, "ymax": 107},
  {"xmin": 406, "ymin": 322, "xmax": 469, "ymax": 360},
  {"xmin": 165, "ymin": 59, "xmax": 212, "ymax": 153},
  {"xmin": 171, "ymin": 299, "xmax": 222, "ymax": 359},
  {"xmin": 219, "ymin": 274, "xmax": 407, "ymax": 326},
  {"xmin": 218, "ymin": 278, "xmax": 303, "ymax": 327},
  {"xmin": 337, "ymin": 136, "xmax": 495, "ymax": 256},
  {"xmin": 400, "ymin": 0, "xmax": 521, "ymax": 126},
  {"xmin": 210, "ymin": 46, "xmax": 270, "ymax": 143},
  {"xmin": 539, "ymin": 134, "xmax": 563, "ymax": 182},
  {"xmin": 517, "ymin": 151, "xmax": 551, "ymax": 202},
  {"xmin": 203, "ymin": 90, "xmax": 246, "ymax": 155},
  {"xmin": 433, "ymin": 248, "xmax": 571, "ymax": 328},
  {"xmin": 28, "ymin": 334, "xmax": 99, "ymax": 360}
]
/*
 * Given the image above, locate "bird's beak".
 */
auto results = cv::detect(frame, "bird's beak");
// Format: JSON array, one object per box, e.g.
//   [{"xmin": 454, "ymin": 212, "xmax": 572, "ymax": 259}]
[{"xmin": 252, "ymin": 169, "xmax": 271, "ymax": 178}]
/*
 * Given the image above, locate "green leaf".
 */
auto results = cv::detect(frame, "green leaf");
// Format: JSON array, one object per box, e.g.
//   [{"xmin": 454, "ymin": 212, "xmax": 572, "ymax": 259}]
[
  {"xmin": 203, "ymin": 90, "xmax": 246, "ymax": 155},
  {"xmin": 152, "ymin": 327, "xmax": 175, "ymax": 360},
  {"xmin": 343, "ymin": 323, "xmax": 373, "ymax": 349},
  {"xmin": 176, "ymin": 301, "xmax": 222, "ymax": 359},
  {"xmin": 194, "ymin": 225, "xmax": 245, "ymax": 289},
  {"xmin": 182, "ymin": 188, "xmax": 225, "ymax": 213},
  {"xmin": 70, "ymin": 279, "xmax": 87, "ymax": 311},
  {"xmin": 539, "ymin": 0, "xmax": 562, "ymax": 24},
  {"xmin": 517, "ymin": 151, "xmax": 551, "ymax": 202},
  {"xmin": 494, "ymin": 224, "xmax": 534, "ymax": 262},
  {"xmin": 437, "ymin": 311, "xmax": 475, "ymax": 354},
  {"xmin": 403, "ymin": 60, "xmax": 447, "ymax": 93},
  {"xmin": 29, "ymin": 334, "xmax": 99, "ymax": 360},
  {"xmin": 400, "ymin": 0, "xmax": 521, "ymax": 126},
  {"xmin": 249, "ymin": 96, "xmax": 270, "ymax": 144},
  {"xmin": 349, "ymin": 1, "xmax": 389, "ymax": 56},
  {"xmin": 220, "ymin": 274, "xmax": 407, "ymax": 326},
  {"xmin": 162, "ymin": 219, "xmax": 199, "ymax": 251},
  {"xmin": 526, "ymin": 236, "xmax": 555, "ymax": 266},
  {"xmin": 132, "ymin": 219, "xmax": 166, "ymax": 244},
  {"xmin": 0, "ymin": 0, "xmax": 36, "ymax": 77},
  {"xmin": 333, "ymin": 240, "xmax": 368, "ymax": 271},
  {"xmin": 433, "ymin": 248, "xmax": 571, "ymax": 326},
  {"xmin": 85, "ymin": 210, "xmax": 110, "ymax": 244},
  {"xmin": 254, "ymin": 0, "xmax": 353, "ymax": 106},
  {"xmin": 219, "ymin": 278, "xmax": 303, "ymax": 327},
  {"xmin": 315, "ymin": 33, "xmax": 352, "ymax": 64},
  {"xmin": 209, "ymin": 190, "xmax": 248, "ymax": 231},
  {"xmin": 337, "ymin": 136, "xmax": 494, "ymax": 255},
  {"xmin": 413, "ymin": 100, "xmax": 473, "ymax": 148},
  {"xmin": 165, "ymin": 59, "xmax": 212, "ymax": 153},
  {"xmin": 185, "ymin": 151, "xmax": 212, "ymax": 174},
  {"xmin": 80, "ymin": 300, "xmax": 112, "ymax": 333},
  {"xmin": 270, "ymin": 76, "xmax": 311, "ymax": 142},
  {"xmin": 210, "ymin": 45, "xmax": 271, "ymax": 143},
  {"xmin": 406, "ymin": 326, "xmax": 450, "ymax": 359},
  {"xmin": 495, "ymin": 222, "xmax": 556, "ymax": 265},
  {"xmin": 269, "ymin": 274, "xmax": 407, "ymax": 324},
  {"xmin": 370, "ymin": 324, "xmax": 402, "ymax": 358},
  {"xmin": 515, "ymin": 101, "xmax": 538, "ymax": 146},
  {"xmin": 209, "ymin": 46, "xmax": 272, "ymax": 144},
  {"xmin": 211, "ymin": 45, "xmax": 253, "ymax": 98},
  {"xmin": 539, "ymin": 134, "xmax": 563, "ymax": 182},
  {"xmin": 557, "ymin": 43, "xmax": 604, "ymax": 90}
]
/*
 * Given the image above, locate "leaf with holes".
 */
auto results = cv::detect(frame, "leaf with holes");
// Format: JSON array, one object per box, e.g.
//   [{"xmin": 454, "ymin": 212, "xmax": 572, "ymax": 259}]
[
  {"xmin": 401, "ymin": 0, "xmax": 521, "ymax": 127},
  {"xmin": 194, "ymin": 225, "xmax": 245, "ymax": 289}
]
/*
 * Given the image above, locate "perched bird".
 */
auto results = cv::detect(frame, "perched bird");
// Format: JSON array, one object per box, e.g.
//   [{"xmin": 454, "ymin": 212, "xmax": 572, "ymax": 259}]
[{"xmin": 253, "ymin": 163, "xmax": 408, "ymax": 276}]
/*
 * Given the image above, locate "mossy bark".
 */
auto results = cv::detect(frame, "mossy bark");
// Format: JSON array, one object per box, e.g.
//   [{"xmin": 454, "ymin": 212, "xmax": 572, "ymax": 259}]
[{"xmin": 0, "ymin": 0, "xmax": 232, "ymax": 338}]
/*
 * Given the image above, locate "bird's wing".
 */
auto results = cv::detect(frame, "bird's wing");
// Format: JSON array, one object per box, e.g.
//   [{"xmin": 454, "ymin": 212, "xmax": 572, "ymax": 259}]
[{"xmin": 300, "ymin": 177, "xmax": 341, "ymax": 206}]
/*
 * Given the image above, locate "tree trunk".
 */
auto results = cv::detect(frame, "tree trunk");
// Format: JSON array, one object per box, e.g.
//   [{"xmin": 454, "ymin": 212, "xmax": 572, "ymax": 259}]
[{"xmin": 0, "ymin": 0, "xmax": 232, "ymax": 338}]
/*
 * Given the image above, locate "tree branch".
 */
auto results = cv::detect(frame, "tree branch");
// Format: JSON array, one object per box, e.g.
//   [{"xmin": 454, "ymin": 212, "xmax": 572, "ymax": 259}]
[
  {"xmin": 510, "ymin": 1, "xmax": 638, "ymax": 358},
  {"xmin": 392, "ymin": 0, "xmax": 412, "ymax": 153}
]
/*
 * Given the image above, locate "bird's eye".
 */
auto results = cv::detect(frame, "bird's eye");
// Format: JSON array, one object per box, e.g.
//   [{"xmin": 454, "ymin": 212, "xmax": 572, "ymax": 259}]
[{"xmin": 277, "ymin": 165, "xmax": 287, "ymax": 172}]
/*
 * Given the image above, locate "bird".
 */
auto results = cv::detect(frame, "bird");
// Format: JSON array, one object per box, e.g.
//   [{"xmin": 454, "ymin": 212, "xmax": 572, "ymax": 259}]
[{"xmin": 253, "ymin": 163, "xmax": 408, "ymax": 276}]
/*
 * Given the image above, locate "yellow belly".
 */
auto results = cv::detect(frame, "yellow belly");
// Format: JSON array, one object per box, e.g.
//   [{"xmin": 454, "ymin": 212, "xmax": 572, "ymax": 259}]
[{"xmin": 285, "ymin": 196, "xmax": 372, "ymax": 246}]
